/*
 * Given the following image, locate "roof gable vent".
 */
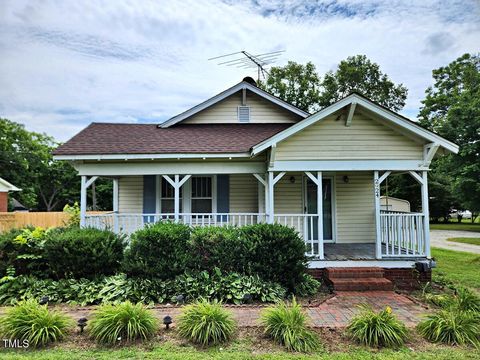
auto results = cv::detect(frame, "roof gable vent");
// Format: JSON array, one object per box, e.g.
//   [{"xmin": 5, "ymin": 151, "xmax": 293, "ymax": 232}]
[{"xmin": 238, "ymin": 106, "xmax": 250, "ymax": 123}]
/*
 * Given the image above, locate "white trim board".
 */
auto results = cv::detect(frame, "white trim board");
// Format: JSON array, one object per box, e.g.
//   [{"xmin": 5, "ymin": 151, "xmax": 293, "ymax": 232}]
[
  {"xmin": 53, "ymin": 152, "xmax": 251, "ymax": 161},
  {"xmin": 251, "ymin": 93, "xmax": 459, "ymax": 155},
  {"xmin": 309, "ymin": 260, "xmax": 418, "ymax": 268},
  {"xmin": 160, "ymin": 81, "xmax": 309, "ymax": 128},
  {"xmin": 271, "ymin": 160, "xmax": 429, "ymax": 171}
]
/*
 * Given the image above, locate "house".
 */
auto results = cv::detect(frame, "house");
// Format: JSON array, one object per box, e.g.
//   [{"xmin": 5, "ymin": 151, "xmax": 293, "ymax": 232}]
[
  {"xmin": 53, "ymin": 78, "xmax": 458, "ymax": 289},
  {"xmin": 0, "ymin": 177, "xmax": 21, "ymax": 212},
  {"xmin": 380, "ymin": 196, "xmax": 411, "ymax": 213}
]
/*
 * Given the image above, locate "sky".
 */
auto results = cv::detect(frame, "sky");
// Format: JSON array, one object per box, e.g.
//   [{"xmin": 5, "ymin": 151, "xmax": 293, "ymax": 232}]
[{"xmin": 0, "ymin": 0, "xmax": 479, "ymax": 142}]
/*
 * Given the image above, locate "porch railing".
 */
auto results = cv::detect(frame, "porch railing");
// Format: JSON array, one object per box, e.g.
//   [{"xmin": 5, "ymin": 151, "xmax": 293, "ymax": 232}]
[{"xmin": 379, "ymin": 211, "xmax": 426, "ymax": 257}]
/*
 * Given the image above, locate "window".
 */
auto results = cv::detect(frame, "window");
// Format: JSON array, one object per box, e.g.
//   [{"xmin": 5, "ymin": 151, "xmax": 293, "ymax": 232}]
[
  {"xmin": 191, "ymin": 176, "xmax": 212, "ymax": 213},
  {"xmin": 161, "ymin": 178, "xmax": 182, "ymax": 213}
]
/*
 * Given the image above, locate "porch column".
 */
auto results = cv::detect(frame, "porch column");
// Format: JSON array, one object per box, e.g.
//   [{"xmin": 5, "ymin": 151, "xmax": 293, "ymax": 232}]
[
  {"xmin": 163, "ymin": 175, "xmax": 191, "ymax": 222},
  {"xmin": 421, "ymin": 171, "xmax": 431, "ymax": 258},
  {"xmin": 305, "ymin": 171, "xmax": 324, "ymax": 260},
  {"xmin": 112, "ymin": 178, "xmax": 119, "ymax": 232},
  {"xmin": 253, "ymin": 173, "xmax": 269, "ymax": 223},
  {"xmin": 374, "ymin": 171, "xmax": 391, "ymax": 259},
  {"xmin": 80, "ymin": 175, "xmax": 98, "ymax": 228},
  {"xmin": 267, "ymin": 171, "xmax": 285, "ymax": 224}
]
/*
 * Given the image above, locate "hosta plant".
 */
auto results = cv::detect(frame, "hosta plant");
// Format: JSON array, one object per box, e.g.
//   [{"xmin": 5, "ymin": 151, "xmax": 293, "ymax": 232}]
[
  {"xmin": 177, "ymin": 300, "xmax": 236, "ymax": 346},
  {"xmin": 417, "ymin": 309, "xmax": 480, "ymax": 347},
  {"xmin": 0, "ymin": 299, "xmax": 71, "ymax": 348},
  {"xmin": 89, "ymin": 301, "xmax": 158, "ymax": 345},
  {"xmin": 261, "ymin": 297, "xmax": 321, "ymax": 352},
  {"xmin": 346, "ymin": 305, "xmax": 408, "ymax": 348}
]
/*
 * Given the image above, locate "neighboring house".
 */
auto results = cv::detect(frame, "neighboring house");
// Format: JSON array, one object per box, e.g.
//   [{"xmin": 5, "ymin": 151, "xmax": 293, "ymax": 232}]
[
  {"xmin": 380, "ymin": 196, "xmax": 411, "ymax": 213},
  {"xmin": 0, "ymin": 177, "xmax": 21, "ymax": 212},
  {"xmin": 53, "ymin": 78, "xmax": 458, "ymax": 279}
]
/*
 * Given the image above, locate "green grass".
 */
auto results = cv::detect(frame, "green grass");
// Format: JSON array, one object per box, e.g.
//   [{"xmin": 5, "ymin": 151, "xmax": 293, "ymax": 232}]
[
  {"xmin": 431, "ymin": 248, "xmax": 480, "ymax": 291},
  {"xmin": 1, "ymin": 342, "xmax": 480, "ymax": 360},
  {"xmin": 447, "ymin": 237, "xmax": 480, "ymax": 246},
  {"xmin": 430, "ymin": 223, "xmax": 480, "ymax": 232}
]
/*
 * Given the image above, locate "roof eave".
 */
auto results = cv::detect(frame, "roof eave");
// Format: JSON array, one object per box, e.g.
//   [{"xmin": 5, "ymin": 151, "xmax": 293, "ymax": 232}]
[{"xmin": 53, "ymin": 152, "xmax": 253, "ymax": 161}]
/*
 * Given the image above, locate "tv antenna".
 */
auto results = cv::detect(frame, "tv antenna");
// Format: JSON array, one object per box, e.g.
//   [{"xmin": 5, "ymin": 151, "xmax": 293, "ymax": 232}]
[{"xmin": 208, "ymin": 50, "xmax": 285, "ymax": 81}]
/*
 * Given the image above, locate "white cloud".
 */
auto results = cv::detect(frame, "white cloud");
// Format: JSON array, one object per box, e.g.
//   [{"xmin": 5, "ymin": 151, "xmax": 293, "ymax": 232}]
[{"xmin": 0, "ymin": 0, "xmax": 478, "ymax": 140}]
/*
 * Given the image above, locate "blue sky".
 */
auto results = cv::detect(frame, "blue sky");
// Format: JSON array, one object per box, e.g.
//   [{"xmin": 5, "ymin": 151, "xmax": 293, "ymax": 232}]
[{"xmin": 0, "ymin": 0, "xmax": 479, "ymax": 141}]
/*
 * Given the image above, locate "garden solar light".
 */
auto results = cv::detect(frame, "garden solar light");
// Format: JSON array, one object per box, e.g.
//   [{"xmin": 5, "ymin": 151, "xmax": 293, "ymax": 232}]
[
  {"xmin": 77, "ymin": 317, "xmax": 88, "ymax": 333},
  {"xmin": 163, "ymin": 315, "xmax": 173, "ymax": 330},
  {"xmin": 39, "ymin": 296, "xmax": 49, "ymax": 305},
  {"xmin": 176, "ymin": 294, "xmax": 185, "ymax": 304}
]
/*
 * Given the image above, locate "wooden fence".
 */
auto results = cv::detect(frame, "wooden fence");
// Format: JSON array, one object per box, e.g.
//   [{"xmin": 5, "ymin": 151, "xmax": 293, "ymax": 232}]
[{"xmin": 0, "ymin": 212, "xmax": 110, "ymax": 232}]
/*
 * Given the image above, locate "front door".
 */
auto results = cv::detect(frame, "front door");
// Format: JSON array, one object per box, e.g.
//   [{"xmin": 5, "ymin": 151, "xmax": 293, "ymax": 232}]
[{"xmin": 304, "ymin": 177, "xmax": 334, "ymax": 243}]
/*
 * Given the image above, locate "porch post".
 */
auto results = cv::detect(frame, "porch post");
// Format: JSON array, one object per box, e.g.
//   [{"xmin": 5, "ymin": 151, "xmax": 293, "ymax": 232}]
[
  {"xmin": 112, "ymin": 178, "xmax": 119, "ymax": 232},
  {"xmin": 80, "ymin": 175, "xmax": 87, "ymax": 228},
  {"xmin": 317, "ymin": 172, "xmax": 324, "ymax": 260},
  {"xmin": 373, "ymin": 171, "xmax": 382, "ymax": 259},
  {"xmin": 421, "ymin": 171, "xmax": 431, "ymax": 258},
  {"xmin": 268, "ymin": 172, "xmax": 274, "ymax": 223},
  {"xmin": 174, "ymin": 174, "xmax": 180, "ymax": 222}
]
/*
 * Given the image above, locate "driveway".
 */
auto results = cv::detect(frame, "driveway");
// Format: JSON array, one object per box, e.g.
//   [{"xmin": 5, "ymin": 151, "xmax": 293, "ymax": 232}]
[{"xmin": 430, "ymin": 230, "xmax": 480, "ymax": 254}]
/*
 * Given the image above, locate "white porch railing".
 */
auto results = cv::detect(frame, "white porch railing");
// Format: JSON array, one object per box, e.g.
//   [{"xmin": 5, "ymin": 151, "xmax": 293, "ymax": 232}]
[{"xmin": 380, "ymin": 211, "xmax": 426, "ymax": 257}]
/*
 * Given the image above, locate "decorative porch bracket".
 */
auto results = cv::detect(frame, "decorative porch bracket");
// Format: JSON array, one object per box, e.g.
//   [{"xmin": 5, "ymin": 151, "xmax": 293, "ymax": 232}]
[
  {"xmin": 423, "ymin": 143, "xmax": 440, "ymax": 167},
  {"xmin": 305, "ymin": 171, "xmax": 324, "ymax": 259},
  {"xmin": 163, "ymin": 175, "xmax": 191, "ymax": 222},
  {"xmin": 80, "ymin": 175, "xmax": 98, "ymax": 227},
  {"xmin": 408, "ymin": 170, "xmax": 431, "ymax": 258},
  {"xmin": 374, "ymin": 171, "xmax": 391, "ymax": 259}
]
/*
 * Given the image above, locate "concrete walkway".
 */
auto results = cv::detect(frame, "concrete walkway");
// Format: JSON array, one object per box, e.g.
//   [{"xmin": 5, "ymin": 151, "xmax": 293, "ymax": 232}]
[
  {"xmin": 63, "ymin": 291, "xmax": 427, "ymax": 329},
  {"xmin": 430, "ymin": 230, "xmax": 480, "ymax": 254}
]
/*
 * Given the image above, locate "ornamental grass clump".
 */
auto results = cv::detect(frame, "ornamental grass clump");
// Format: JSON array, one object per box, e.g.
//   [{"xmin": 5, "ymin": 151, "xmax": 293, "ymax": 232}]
[
  {"xmin": 417, "ymin": 309, "xmax": 480, "ymax": 347},
  {"xmin": 89, "ymin": 301, "xmax": 158, "ymax": 345},
  {"xmin": 346, "ymin": 305, "xmax": 408, "ymax": 348},
  {"xmin": 177, "ymin": 300, "xmax": 236, "ymax": 346},
  {"xmin": 261, "ymin": 297, "xmax": 321, "ymax": 352},
  {"xmin": 0, "ymin": 299, "xmax": 71, "ymax": 348}
]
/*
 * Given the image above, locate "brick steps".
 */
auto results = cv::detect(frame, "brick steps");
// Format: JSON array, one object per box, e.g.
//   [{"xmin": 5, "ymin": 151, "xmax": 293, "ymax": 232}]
[{"xmin": 326, "ymin": 267, "xmax": 394, "ymax": 292}]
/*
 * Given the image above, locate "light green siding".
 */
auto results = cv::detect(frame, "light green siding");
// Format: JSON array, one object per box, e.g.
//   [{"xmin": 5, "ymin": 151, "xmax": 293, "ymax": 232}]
[
  {"xmin": 118, "ymin": 176, "xmax": 143, "ymax": 213},
  {"xmin": 275, "ymin": 114, "xmax": 424, "ymax": 160}
]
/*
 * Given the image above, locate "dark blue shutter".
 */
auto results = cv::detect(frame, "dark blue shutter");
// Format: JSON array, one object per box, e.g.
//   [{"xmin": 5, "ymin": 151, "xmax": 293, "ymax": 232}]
[
  {"xmin": 143, "ymin": 175, "xmax": 156, "ymax": 223},
  {"xmin": 216, "ymin": 175, "xmax": 229, "ymax": 221}
]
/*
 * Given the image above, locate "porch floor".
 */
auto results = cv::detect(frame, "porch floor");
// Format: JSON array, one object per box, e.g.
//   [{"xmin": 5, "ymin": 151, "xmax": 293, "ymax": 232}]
[{"xmin": 324, "ymin": 243, "xmax": 424, "ymax": 261}]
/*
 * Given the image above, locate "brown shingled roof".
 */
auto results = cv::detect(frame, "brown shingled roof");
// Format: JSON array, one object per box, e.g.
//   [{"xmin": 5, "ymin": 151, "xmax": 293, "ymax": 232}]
[{"xmin": 53, "ymin": 123, "xmax": 293, "ymax": 155}]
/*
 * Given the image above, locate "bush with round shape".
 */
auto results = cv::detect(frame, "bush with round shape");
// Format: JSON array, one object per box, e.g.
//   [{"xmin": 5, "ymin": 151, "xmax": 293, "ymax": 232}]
[
  {"xmin": 417, "ymin": 309, "xmax": 480, "ymax": 347},
  {"xmin": 261, "ymin": 297, "xmax": 321, "ymax": 352},
  {"xmin": 89, "ymin": 301, "xmax": 158, "ymax": 345},
  {"xmin": 294, "ymin": 274, "xmax": 321, "ymax": 297},
  {"xmin": 123, "ymin": 222, "xmax": 190, "ymax": 279},
  {"xmin": 346, "ymin": 305, "xmax": 408, "ymax": 348},
  {"xmin": 239, "ymin": 223, "xmax": 308, "ymax": 291},
  {"xmin": 44, "ymin": 227, "xmax": 125, "ymax": 279},
  {"xmin": 0, "ymin": 299, "xmax": 71, "ymax": 348},
  {"xmin": 177, "ymin": 300, "xmax": 236, "ymax": 346}
]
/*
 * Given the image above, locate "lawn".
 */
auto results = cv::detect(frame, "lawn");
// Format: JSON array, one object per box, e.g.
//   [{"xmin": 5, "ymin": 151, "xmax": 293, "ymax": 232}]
[
  {"xmin": 1, "ymin": 342, "xmax": 478, "ymax": 360},
  {"xmin": 447, "ymin": 237, "xmax": 480, "ymax": 246},
  {"xmin": 431, "ymin": 247, "xmax": 480, "ymax": 291},
  {"xmin": 429, "ymin": 223, "xmax": 480, "ymax": 232}
]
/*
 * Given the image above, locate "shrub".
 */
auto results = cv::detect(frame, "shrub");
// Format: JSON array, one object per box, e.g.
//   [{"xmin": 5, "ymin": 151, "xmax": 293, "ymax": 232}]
[
  {"xmin": 0, "ymin": 227, "xmax": 49, "ymax": 277},
  {"xmin": 417, "ymin": 309, "xmax": 480, "ymax": 347},
  {"xmin": 0, "ymin": 299, "xmax": 71, "ymax": 347},
  {"xmin": 261, "ymin": 297, "xmax": 321, "ymax": 352},
  {"xmin": 178, "ymin": 300, "xmax": 235, "ymax": 346},
  {"xmin": 346, "ymin": 306, "xmax": 408, "ymax": 348},
  {"xmin": 294, "ymin": 274, "xmax": 321, "ymax": 297},
  {"xmin": 451, "ymin": 287, "xmax": 480, "ymax": 312},
  {"xmin": 123, "ymin": 222, "xmax": 191, "ymax": 279},
  {"xmin": 44, "ymin": 227, "xmax": 125, "ymax": 279},
  {"xmin": 239, "ymin": 223, "xmax": 308, "ymax": 291},
  {"xmin": 63, "ymin": 202, "xmax": 80, "ymax": 227},
  {"xmin": 89, "ymin": 301, "xmax": 158, "ymax": 345}
]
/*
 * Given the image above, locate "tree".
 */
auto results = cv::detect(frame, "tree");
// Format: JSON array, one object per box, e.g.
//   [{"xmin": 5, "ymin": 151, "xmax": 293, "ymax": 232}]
[
  {"xmin": 318, "ymin": 55, "xmax": 408, "ymax": 111},
  {"xmin": 419, "ymin": 53, "xmax": 480, "ymax": 222},
  {"xmin": 258, "ymin": 61, "xmax": 321, "ymax": 113}
]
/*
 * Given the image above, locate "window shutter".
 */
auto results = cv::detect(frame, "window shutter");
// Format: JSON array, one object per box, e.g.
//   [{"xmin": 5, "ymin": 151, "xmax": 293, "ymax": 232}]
[
  {"xmin": 143, "ymin": 175, "xmax": 156, "ymax": 223},
  {"xmin": 237, "ymin": 106, "xmax": 250, "ymax": 123},
  {"xmin": 216, "ymin": 175, "xmax": 229, "ymax": 221}
]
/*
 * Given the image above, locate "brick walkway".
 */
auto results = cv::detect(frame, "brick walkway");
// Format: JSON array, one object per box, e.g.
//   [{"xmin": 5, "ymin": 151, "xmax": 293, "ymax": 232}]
[{"xmin": 64, "ymin": 291, "xmax": 427, "ymax": 329}]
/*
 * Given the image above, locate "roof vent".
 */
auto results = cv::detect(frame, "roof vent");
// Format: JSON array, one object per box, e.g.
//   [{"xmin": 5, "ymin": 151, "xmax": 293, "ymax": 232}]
[
  {"xmin": 238, "ymin": 106, "xmax": 250, "ymax": 123},
  {"xmin": 242, "ymin": 76, "xmax": 257, "ymax": 86}
]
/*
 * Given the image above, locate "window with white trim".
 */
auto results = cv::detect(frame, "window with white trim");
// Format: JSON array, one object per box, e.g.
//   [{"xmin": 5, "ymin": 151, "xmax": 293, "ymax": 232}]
[
  {"xmin": 191, "ymin": 176, "xmax": 212, "ymax": 213},
  {"xmin": 161, "ymin": 178, "xmax": 182, "ymax": 213}
]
